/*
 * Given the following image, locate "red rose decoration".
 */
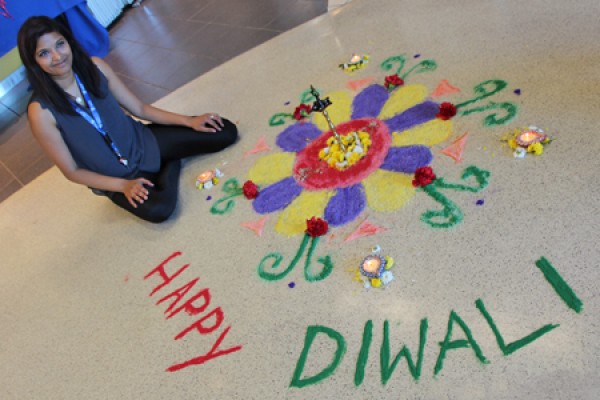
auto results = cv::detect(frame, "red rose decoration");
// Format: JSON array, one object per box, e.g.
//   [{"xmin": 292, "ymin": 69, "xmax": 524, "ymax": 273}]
[
  {"xmin": 305, "ymin": 217, "xmax": 329, "ymax": 237},
  {"xmin": 293, "ymin": 104, "xmax": 312, "ymax": 120},
  {"xmin": 436, "ymin": 102, "xmax": 457, "ymax": 120},
  {"xmin": 242, "ymin": 180, "xmax": 259, "ymax": 199},
  {"xmin": 412, "ymin": 166, "xmax": 436, "ymax": 187},
  {"xmin": 384, "ymin": 74, "xmax": 404, "ymax": 90}
]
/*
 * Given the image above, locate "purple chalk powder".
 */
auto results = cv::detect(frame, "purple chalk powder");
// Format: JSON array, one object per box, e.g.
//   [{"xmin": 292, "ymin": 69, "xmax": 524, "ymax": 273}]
[
  {"xmin": 288, "ymin": 282, "xmax": 296, "ymax": 288},
  {"xmin": 476, "ymin": 199, "xmax": 484, "ymax": 206}
]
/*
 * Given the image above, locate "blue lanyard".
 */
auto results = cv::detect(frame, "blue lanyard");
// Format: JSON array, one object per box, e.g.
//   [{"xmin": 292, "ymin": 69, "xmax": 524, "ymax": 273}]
[{"xmin": 71, "ymin": 74, "xmax": 128, "ymax": 167}]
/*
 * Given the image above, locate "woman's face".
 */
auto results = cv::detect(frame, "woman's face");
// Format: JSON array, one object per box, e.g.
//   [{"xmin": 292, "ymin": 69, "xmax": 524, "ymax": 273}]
[{"xmin": 34, "ymin": 32, "xmax": 73, "ymax": 78}]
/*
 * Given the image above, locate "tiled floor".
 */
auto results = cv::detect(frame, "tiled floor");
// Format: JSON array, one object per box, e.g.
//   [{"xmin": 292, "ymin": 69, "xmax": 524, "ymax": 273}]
[{"xmin": 0, "ymin": 0, "xmax": 327, "ymax": 203}]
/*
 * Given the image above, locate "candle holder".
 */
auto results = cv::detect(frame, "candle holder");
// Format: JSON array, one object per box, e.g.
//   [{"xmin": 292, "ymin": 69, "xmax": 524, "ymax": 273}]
[
  {"xmin": 504, "ymin": 126, "xmax": 552, "ymax": 157},
  {"xmin": 339, "ymin": 54, "xmax": 369, "ymax": 72},
  {"xmin": 357, "ymin": 245, "xmax": 395, "ymax": 289},
  {"xmin": 196, "ymin": 168, "xmax": 223, "ymax": 189}
]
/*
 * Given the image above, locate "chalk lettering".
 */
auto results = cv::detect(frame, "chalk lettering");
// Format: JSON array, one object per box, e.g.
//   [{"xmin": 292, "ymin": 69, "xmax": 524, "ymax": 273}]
[
  {"xmin": 167, "ymin": 326, "xmax": 242, "ymax": 372},
  {"xmin": 434, "ymin": 310, "xmax": 488, "ymax": 376},
  {"xmin": 290, "ymin": 325, "xmax": 347, "ymax": 388},
  {"xmin": 354, "ymin": 320, "xmax": 373, "ymax": 386},
  {"xmin": 156, "ymin": 277, "xmax": 200, "ymax": 317},
  {"xmin": 380, "ymin": 319, "xmax": 428, "ymax": 384},
  {"xmin": 175, "ymin": 307, "xmax": 224, "ymax": 339},
  {"xmin": 144, "ymin": 251, "xmax": 190, "ymax": 296},
  {"xmin": 146, "ymin": 251, "xmax": 242, "ymax": 372},
  {"xmin": 476, "ymin": 298, "xmax": 559, "ymax": 356}
]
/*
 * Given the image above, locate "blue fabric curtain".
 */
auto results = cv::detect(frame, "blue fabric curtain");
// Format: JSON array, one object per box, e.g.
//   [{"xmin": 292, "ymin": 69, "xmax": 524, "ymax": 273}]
[{"xmin": 0, "ymin": 0, "xmax": 109, "ymax": 57}]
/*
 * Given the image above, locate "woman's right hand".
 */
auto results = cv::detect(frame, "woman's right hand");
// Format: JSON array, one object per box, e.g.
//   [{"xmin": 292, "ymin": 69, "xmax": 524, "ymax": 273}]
[{"xmin": 122, "ymin": 178, "xmax": 154, "ymax": 208}]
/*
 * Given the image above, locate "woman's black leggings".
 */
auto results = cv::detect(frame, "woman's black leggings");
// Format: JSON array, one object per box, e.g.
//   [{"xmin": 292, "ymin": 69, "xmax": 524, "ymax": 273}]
[{"xmin": 108, "ymin": 118, "xmax": 238, "ymax": 223}]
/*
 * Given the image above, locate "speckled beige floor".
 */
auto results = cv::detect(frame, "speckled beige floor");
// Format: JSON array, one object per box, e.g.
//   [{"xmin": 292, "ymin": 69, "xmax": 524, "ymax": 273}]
[{"xmin": 1, "ymin": 0, "xmax": 599, "ymax": 398}]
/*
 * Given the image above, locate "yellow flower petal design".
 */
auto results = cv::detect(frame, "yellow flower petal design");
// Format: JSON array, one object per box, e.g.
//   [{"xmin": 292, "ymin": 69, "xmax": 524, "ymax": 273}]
[
  {"xmin": 378, "ymin": 84, "xmax": 428, "ymax": 120},
  {"xmin": 392, "ymin": 119, "xmax": 453, "ymax": 147},
  {"xmin": 312, "ymin": 91, "xmax": 352, "ymax": 133},
  {"xmin": 275, "ymin": 190, "xmax": 334, "ymax": 236},
  {"xmin": 363, "ymin": 169, "xmax": 416, "ymax": 212},
  {"xmin": 247, "ymin": 152, "xmax": 295, "ymax": 185}
]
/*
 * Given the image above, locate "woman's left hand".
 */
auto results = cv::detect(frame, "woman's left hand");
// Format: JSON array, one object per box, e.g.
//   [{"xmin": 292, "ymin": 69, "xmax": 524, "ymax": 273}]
[{"xmin": 189, "ymin": 113, "xmax": 225, "ymax": 133}]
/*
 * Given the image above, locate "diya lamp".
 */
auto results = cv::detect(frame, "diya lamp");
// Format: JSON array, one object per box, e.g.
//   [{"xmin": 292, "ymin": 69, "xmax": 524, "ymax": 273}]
[
  {"xmin": 310, "ymin": 85, "xmax": 346, "ymax": 152},
  {"xmin": 339, "ymin": 54, "xmax": 369, "ymax": 71},
  {"xmin": 358, "ymin": 245, "xmax": 395, "ymax": 289},
  {"xmin": 515, "ymin": 126, "xmax": 548, "ymax": 147},
  {"xmin": 506, "ymin": 125, "xmax": 551, "ymax": 158},
  {"xmin": 196, "ymin": 168, "xmax": 223, "ymax": 189}
]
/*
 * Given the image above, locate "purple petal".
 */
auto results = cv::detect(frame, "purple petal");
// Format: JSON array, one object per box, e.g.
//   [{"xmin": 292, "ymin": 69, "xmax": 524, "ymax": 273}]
[
  {"xmin": 380, "ymin": 145, "xmax": 433, "ymax": 173},
  {"xmin": 253, "ymin": 177, "xmax": 303, "ymax": 214},
  {"xmin": 324, "ymin": 184, "xmax": 366, "ymax": 226},
  {"xmin": 276, "ymin": 122, "xmax": 322, "ymax": 152},
  {"xmin": 351, "ymin": 84, "xmax": 389, "ymax": 120},
  {"xmin": 384, "ymin": 101, "xmax": 438, "ymax": 133}
]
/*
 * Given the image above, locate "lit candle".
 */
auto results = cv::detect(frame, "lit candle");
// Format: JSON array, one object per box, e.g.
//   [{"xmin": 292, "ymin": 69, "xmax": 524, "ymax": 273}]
[
  {"xmin": 359, "ymin": 255, "xmax": 386, "ymax": 278},
  {"xmin": 363, "ymin": 256, "xmax": 381, "ymax": 273},
  {"xmin": 350, "ymin": 54, "xmax": 361, "ymax": 63},
  {"xmin": 516, "ymin": 129, "xmax": 547, "ymax": 147},
  {"xmin": 197, "ymin": 170, "xmax": 215, "ymax": 183}
]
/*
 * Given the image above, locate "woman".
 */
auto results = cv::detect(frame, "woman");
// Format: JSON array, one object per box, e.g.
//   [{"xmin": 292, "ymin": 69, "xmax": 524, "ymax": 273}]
[{"xmin": 18, "ymin": 16, "xmax": 238, "ymax": 223}]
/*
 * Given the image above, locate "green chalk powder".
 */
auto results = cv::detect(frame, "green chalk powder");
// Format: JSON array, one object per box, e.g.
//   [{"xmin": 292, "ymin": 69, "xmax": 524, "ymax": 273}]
[
  {"xmin": 434, "ymin": 310, "xmax": 488, "ymax": 376},
  {"xmin": 476, "ymin": 298, "xmax": 559, "ymax": 356},
  {"xmin": 380, "ymin": 319, "xmax": 428, "ymax": 384},
  {"xmin": 400, "ymin": 59, "xmax": 437, "ymax": 80},
  {"xmin": 380, "ymin": 54, "xmax": 437, "ymax": 81},
  {"xmin": 258, "ymin": 235, "xmax": 333, "ymax": 283},
  {"xmin": 454, "ymin": 79, "xmax": 518, "ymax": 127},
  {"xmin": 420, "ymin": 166, "xmax": 490, "ymax": 228},
  {"xmin": 354, "ymin": 320, "xmax": 373, "ymax": 386},
  {"xmin": 210, "ymin": 178, "xmax": 242, "ymax": 215},
  {"xmin": 290, "ymin": 325, "xmax": 347, "ymax": 388},
  {"xmin": 269, "ymin": 112, "xmax": 294, "ymax": 126},
  {"xmin": 535, "ymin": 257, "xmax": 583, "ymax": 313},
  {"xmin": 459, "ymin": 101, "xmax": 518, "ymax": 127}
]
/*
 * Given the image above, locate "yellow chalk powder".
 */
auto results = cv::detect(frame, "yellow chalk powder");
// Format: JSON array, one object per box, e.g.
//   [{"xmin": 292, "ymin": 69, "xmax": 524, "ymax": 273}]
[
  {"xmin": 247, "ymin": 152, "xmax": 295, "ymax": 185},
  {"xmin": 378, "ymin": 84, "xmax": 428, "ymax": 120},
  {"xmin": 275, "ymin": 190, "xmax": 334, "ymax": 236},
  {"xmin": 363, "ymin": 169, "xmax": 416, "ymax": 211},
  {"xmin": 312, "ymin": 91, "xmax": 352, "ymax": 132},
  {"xmin": 392, "ymin": 119, "xmax": 452, "ymax": 147}
]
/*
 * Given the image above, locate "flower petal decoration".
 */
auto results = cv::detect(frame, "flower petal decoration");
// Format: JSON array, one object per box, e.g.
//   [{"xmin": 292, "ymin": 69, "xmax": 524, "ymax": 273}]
[
  {"xmin": 306, "ymin": 217, "xmax": 329, "ymax": 237},
  {"xmin": 380, "ymin": 145, "xmax": 433, "ymax": 174},
  {"xmin": 363, "ymin": 169, "xmax": 416, "ymax": 211},
  {"xmin": 253, "ymin": 177, "xmax": 303, "ymax": 213},
  {"xmin": 275, "ymin": 189, "xmax": 333, "ymax": 236},
  {"xmin": 379, "ymin": 84, "xmax": 428, "ymax": 120},
  {"xmin": 392, "ymin": 119, "xmax": 452, "ymax": 147},
  {"xmin": 324, "ymin": 184, "xmax": 367, "ymax": 227},
  {"xmin": 249, "ymin": 82, "xmax": 454, "ymax": 235},
  {"xmin": 247, "ymin": 152, "xmax": 295, "ymax": 185},
  {"xmin": 385, "ymin": 101, "xmax": 439, "ymax": 132},
  {"xmin": 276, "ymin": 123, "xmax": 322, "ymax": 152},
  {"xmin": 351, "ymin": 84, "xmax": 389, "ymax": 119},
  {"xmin": 293, "ymin": 118, "xmax": 391, "ymax": 190},
  {"xmin": 312, "ymin": 91, "xmax": 352, "ymax": 132}
]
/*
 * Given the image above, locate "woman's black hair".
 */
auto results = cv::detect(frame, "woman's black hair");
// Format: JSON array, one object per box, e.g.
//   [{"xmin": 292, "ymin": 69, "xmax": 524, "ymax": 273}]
[{"xmin": 17, "ymin": 16, "xmax": 106, "ymax": 114}]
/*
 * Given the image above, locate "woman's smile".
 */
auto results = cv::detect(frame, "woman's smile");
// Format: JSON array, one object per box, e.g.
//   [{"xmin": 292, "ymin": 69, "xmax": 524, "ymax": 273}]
[{"xmin": 35, "ymin": 32, "xmax": 73, "ymax": 77}]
